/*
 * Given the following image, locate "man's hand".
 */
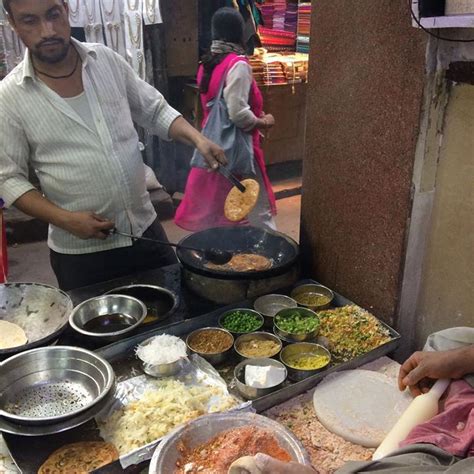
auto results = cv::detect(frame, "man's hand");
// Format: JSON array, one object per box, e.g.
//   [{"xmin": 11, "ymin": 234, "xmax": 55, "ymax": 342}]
[
  {"xmin": 398, "ymin": 346, "xmax": 474, "ymax": 396},
  {"xmin": 252, "ymin": 453, "xmax": 317, "ymax": 474},
  {"xmin": 195, "ymin": 136, "xmax": 227, "ymax": 170},
  {"xmin": 61, "ymin": 211, "xmax": 115, "ymax": 240}
]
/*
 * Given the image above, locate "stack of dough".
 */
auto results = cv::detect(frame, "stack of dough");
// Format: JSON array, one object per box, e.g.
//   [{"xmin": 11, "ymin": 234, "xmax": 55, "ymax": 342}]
[{"xmin": 0, "ymin": 320, "xmax": 28, "ymax": 349}]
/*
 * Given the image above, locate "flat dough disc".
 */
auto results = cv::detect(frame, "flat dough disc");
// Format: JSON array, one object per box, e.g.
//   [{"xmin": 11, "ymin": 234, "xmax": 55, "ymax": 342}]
[
  {"xmin": 224, "ymin": 179, "xmax": 260, "ymax": 222},
  {"xmin": 38, "ymin": 441, "xmax": 119, "ymax": 473},
  {"xmin": 313, "ymin": 370, "xmax": 412, "ymax": 447},
  {"xmin": 228, "ymin": 456, "xmax": 262, "ymax": 474},
  {"xmin": 0, "ymin": 320, "xmax": 28, "ymax": 349}
]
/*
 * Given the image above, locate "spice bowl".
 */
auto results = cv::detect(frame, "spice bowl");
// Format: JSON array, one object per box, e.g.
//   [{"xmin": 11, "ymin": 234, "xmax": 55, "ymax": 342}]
[
  {"xmin": 234, "ymin": 332, "xmax": 282, "ymax": 360},
  {"xmin": 280, "ymin": 343, "xmax": 331, "ymax": 382},
  {"xmin": 234, "ymin": 358, "xmax": 287, "ymax": 400},
  {"xmin": 136, "ymin": 335, "xmax": 187, "ymax": 378},
  {"xmin": 254, "ymin": 294, "xmax": 298, "ymax": 328},
  {"xmin": 186, "ymin": 327, "xmax": 234, "ymax": 365},
  {"xmin": 273, "ymin": 307, "xmax": 321, "ymax": 343},
  {"xmin": 290, "ymin": 284, "xmax": 334, "ymax": 311},
  {"xmin": 218, "ymin": 308, "xmax": 264, "ymax": 336}
]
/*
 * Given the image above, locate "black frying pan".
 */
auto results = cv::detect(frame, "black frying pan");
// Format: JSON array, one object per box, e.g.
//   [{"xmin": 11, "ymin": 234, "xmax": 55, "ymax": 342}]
[{"xmin": 176, "ymin": 226, "xmax": 299, "ymax": 280}]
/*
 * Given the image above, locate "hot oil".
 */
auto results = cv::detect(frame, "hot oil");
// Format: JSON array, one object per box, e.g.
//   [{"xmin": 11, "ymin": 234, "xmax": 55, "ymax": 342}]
[{"xmin": 83, "ymin": 313, "xmax": 135, "ymax": 333}]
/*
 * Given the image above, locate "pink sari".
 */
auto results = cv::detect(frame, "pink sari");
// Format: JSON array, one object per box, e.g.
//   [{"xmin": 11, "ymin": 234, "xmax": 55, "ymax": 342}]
[{"xmin": 174, "ymin": 53, "xmax": 276, "ymax": 231}]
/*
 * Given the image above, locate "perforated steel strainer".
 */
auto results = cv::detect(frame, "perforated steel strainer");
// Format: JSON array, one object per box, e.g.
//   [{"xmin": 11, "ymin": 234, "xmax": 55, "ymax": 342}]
[{"xmin": 0, "ymin": 346, "xmax": 115, "ymax": 426}]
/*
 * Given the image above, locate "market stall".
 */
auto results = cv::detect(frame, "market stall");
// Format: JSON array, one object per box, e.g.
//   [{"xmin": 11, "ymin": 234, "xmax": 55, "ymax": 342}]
[{"xmin": 0, "ymin": 241, "xmax": 407, "ymax": 472}]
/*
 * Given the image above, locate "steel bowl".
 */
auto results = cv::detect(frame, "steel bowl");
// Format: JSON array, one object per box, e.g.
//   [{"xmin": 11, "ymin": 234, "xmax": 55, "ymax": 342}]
[
  {"xmin": 234, "ymin": 331, "xmax": 282, "ymax": 359},
  {"xmin": 254, "ymin": 294, "xmax": 298, "ymax": 327},
  {"xmin": 136, "ymin": 335, "xmax": 187, "ymax": 378},
  {"xmin": 218, "ymin": 308, "xmax": 264, "ymax": 336},
  {"xmin": 280, "ymin": 343, "xmax": 331, "ymax": 382},
  {"xmin": 0, "ymin": 283, "xmax": 73, "ymax": 359},
  {"xmin": 186, "ymin": 327, "xmax": 234, "ymax": 365},
  {"xmin": 273, "ymin": 307, "xmax": 321, "ymax": 342},
  {"xmin": 234, "ymin": 358, "xmax": 287, "ymax": 400},
  {"xmin": 0, "ymin": 346, "xmax": 115, "ymax": 425},
  {"xmin": 290, "ymin": 284, "xmax": 334, "ymax": 311},
  {"xmin": 104, "ymin": 284, "xmax": 178, "ymax": 325},
  {"xmin": 69, "ymin": 295, "xmax": 147, "ymax": 342},
  {"xmin": 149, "ymin": 412, "xmax": 311, "ymax": 473}
]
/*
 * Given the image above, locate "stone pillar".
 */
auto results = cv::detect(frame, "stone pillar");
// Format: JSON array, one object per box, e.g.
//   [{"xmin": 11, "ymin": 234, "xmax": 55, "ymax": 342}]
[{"xmin": 300, "ymin": 1, "xmax": 427, "ymax": 325}]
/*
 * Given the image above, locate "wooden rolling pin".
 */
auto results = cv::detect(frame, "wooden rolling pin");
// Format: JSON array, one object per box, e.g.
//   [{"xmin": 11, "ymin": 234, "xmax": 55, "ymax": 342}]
[{"xmin": 372, "ymin": 378, "xmax": 450, "ymax": 460}]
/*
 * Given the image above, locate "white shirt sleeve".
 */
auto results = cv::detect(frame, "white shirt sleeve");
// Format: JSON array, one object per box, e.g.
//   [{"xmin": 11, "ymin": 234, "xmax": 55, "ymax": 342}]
[{"xmin": 223, "ymin": 61, "xmax": 258, "ymax": 131}]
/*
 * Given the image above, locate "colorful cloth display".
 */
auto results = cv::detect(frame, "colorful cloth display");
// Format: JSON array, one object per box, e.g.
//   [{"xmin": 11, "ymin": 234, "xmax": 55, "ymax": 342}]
[{"xmin": 296, "ymin": 2, "xmax": 311, "ymax": 53}]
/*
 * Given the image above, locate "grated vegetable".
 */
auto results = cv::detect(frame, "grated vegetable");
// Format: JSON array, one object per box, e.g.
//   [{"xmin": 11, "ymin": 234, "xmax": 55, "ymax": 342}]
[
  {"xmin": 317, "ymin": 305, "xmax": 391, "ymax": 362},
  {"xmin": 136, "ymin": 334, "xmax": 187, "ymax": 365},
  {"xmin": 100, "ymin": 379, "xmax": 237, "ymax": 455}
]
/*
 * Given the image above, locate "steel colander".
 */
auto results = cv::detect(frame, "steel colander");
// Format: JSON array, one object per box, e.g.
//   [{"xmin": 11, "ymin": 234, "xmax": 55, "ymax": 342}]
[{"xmin": 0, "ymin": 346, "xmax": 115, "ymax": 426}]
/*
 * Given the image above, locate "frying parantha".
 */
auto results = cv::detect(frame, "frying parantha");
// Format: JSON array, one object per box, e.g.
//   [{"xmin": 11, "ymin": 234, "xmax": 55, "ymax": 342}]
[
  {"xmin": 0, "ymin": 320, "xmax": 28, "ymax": 349},
  {"xmin": 205, "ymin": 253, "xmax": 272, "ymax": 272},
  {"xmin": 38, "ymin": 441, "xmax": 119, "ymax": 474},
  {"xmin": 224, "ymin": 179, "xmax": 260, "ymax": 222}
]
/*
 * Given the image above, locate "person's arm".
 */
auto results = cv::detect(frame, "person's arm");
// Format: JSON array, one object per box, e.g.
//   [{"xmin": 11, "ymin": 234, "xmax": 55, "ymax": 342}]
[
  {"xmin": 14, "ymin": 190, "xmax": 114, "ymax": 240},
  {"xmin": 398, "ymin": 345, "xmax": 474, "ymax": 396},
  {"xmin": 168, "ymin": 116, "xmax": 226, "ymax": 170},
  {"xmin": 115, "ymin": 53, "xmax": 226, "ymax": 169},
  {"xmin": 0, "ymin": 110, "xmax": 113, "ymax": 240},
  {"xmin": 224, "ymin": 61, "xmax": 274, "ymax": 131}
]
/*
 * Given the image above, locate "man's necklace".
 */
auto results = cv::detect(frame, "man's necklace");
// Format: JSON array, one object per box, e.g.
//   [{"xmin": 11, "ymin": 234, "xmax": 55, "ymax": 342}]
[{"xmin": 34, "ymin": 52, "xmax": 80, "ymax": 79}]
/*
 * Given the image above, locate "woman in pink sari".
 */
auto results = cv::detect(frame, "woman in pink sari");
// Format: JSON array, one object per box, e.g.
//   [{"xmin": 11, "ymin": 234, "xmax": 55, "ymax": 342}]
[{"xmin": 175, "ymin": 7, "xmax": 277, "ymax": 232}]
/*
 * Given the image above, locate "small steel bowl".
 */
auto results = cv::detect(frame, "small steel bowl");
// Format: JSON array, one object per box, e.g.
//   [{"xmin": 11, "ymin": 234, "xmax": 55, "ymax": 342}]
[
  {"xmin": 254, "ymin": 294, "xmax": 298, "ymax": 328},
  {"xmin": 234, "ymin": 358, "xmax": 287, "ymax": 400},
  {"xmin": 104, "ymin": 284, "xmax": 178, "ymax": 325},
  {"xmin": 280, "ymin": 343, "xmax": 331, "ymax": 382},
  {"xmin": 234, "ymin": 331, "xmax": 282, "ymax": 360},
  {"xmin": 69, "ymin": 295, "xmax": 147, "ymax": 343},
  {"xmin": 136, "ymin": 335, "xmax": 187, "ymax": 378},
  {"xmin": 273, "ymin": 307, "xmax": 321, "ymax": 342},
  {"xmin": 186, "ymin": 327, "xmax": 234, "ymax": 365},
  {"xmin": 290, "ymin": 284, "xmax": 334, "ymax": 311},
  {"xmin": 218, "ymin": 308, "xmax": 264, "ymax": 336}
]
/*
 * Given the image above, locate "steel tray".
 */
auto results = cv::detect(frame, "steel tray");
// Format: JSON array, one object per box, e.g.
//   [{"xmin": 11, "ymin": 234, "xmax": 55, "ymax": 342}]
[{"xmin": 2, "ymin": 281, "xmax": 400, "ymax": 472}]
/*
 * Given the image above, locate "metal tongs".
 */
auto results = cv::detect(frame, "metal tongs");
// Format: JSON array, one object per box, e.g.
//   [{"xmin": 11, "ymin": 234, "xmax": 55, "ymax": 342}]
[{"xmin": 217, "ymin": 166, "xmax": 246, "ymax": 193}]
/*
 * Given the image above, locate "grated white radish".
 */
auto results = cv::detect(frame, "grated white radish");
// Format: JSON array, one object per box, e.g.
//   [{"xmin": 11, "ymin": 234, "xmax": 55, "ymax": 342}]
[{"xmin": 136, "ymin": 334, "xmax": 187, "ymax": 365}]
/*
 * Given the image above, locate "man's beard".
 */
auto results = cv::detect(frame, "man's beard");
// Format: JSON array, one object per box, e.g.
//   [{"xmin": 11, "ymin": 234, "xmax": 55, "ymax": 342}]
[{"xmin": 33, "ymin": 39, "xmax": 70, "ymax": 64}]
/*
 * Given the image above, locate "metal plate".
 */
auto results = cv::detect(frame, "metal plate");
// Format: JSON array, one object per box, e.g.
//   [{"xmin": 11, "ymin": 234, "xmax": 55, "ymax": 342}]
[
  {"xmin": 0, "ymin": 388, "xmax": 115, "ymax": 436},
  {"xmin": 177, "ymin": 226, "xmax": 299, "ymax": 280},
  {"xmin": 0, "ymin": 283, "xmax": 73, "ymax": 358}
]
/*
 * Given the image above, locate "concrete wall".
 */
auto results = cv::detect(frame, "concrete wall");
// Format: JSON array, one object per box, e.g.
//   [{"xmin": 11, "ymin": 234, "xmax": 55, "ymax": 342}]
[
  {"xmin": 414, "ymin": 84, "xmax": 474, "ymax": 346},
  {"xmin": 300, "ymin": 1, "xmax": 427, "ymax": 324}
]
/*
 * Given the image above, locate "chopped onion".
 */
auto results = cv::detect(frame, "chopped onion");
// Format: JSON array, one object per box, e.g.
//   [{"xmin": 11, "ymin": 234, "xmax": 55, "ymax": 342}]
[{"xmin": 136, "ymin": 334, "xmax": 187, "ymax": 365}]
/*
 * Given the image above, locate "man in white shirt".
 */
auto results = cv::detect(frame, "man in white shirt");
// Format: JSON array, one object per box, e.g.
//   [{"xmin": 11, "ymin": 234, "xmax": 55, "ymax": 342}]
[{"xmin": 0, "ymin": 0, "xmax": 226, "ymax": 290}]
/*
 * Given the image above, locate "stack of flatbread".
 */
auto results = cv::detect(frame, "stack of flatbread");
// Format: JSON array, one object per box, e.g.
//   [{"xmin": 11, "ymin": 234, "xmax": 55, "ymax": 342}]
[
  {"xmin": 0, "ymin": 320, "xmax": 28, "ymax": 349},
  {"xmin": 38, "ymin": 442, "xmax": 119, "ymax": 474}
]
